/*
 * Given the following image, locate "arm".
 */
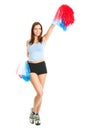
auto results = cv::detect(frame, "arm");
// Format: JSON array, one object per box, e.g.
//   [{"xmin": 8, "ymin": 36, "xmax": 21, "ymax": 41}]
[
  {"xmin": 26, "ymin": 40, "xmax": 29, "ymax": 57},
  {"xmin": 42, "ymin": 24, "xmax": 55, "ymax": 43}
]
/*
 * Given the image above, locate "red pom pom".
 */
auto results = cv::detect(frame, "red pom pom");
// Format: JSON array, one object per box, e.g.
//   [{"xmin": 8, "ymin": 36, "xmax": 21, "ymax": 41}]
[{"xmin": 54, "ymin": 4, "xmax": 75, "ymax": 27}]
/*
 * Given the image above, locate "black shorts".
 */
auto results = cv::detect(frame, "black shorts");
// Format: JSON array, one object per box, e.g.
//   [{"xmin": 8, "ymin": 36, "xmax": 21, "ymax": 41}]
[{"xmin": 28, "ymin": 61, "xmax": 47, "ymax": 75}]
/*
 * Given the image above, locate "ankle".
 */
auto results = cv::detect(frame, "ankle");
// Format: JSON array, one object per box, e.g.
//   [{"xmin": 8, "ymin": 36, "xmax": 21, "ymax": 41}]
[
  {"xmin": 32, "ymin": 108, "xmax": 38, "ymax": 114},
  {"xmin": 32, "ymin": 108, "xmax": 35, "ymax": 112},
  {"xmin": 36, "ymin": 113, "xmax": 38, "ymax": 115}
]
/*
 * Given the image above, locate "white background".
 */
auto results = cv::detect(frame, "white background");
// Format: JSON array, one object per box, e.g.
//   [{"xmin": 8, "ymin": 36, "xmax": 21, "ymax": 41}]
[{"xmin": 0, "ymin": 0, "xmax": 87, "ymax": 130}]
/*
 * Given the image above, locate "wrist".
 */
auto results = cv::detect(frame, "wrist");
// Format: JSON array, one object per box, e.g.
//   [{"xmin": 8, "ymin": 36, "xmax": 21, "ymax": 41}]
[{"xmin": 52, "ymin": 20, "xmax": 59, "ymax": 26}]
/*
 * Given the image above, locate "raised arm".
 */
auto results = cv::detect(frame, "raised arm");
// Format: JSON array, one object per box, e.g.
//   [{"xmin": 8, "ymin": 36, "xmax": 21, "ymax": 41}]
[{"xmin": 42, "ymin": 24, "xmax": 55, "ymax": 43}]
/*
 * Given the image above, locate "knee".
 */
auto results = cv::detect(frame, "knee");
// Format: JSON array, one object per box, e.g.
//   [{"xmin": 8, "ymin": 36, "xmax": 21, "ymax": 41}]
[{"xmin": 37, "ymin": 90, "xmax": 43, "ymax": 98}]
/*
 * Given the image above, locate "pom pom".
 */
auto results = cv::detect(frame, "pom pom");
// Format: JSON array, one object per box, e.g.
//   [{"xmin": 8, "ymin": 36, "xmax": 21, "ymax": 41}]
[
  {"xmin": 53, "ymin": 4, "xmax": 75, "ymax": 30},
  {"xmin": 16, "ymin": 61, "xmax": 31, "ymax": 82},
  {"xmin": 59, "ymin": 20, "xmax": 67, "ymax": 31}
]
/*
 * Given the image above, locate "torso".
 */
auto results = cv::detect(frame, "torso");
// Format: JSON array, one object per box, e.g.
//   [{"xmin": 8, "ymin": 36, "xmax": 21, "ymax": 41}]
[{"xmin": 27, "ymin": 42, "xmax": 45, "ymax": 63}]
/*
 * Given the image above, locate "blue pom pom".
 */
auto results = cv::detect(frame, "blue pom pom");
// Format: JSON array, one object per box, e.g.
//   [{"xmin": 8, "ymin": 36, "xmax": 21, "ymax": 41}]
[
  {"xmin": 59, "ymin": 20, "xmax": 67, "ymax": 31},
  {"xmin": 22, "ymin": 75, "xmax": 30, "ymax": 82},
  {"xmin": 22, "ymin": 61, "xmax": 31, "ymax": 82},
  {"xmin": 16, "ymin": 61, "xmax": 31, "ymax": 82},
  {"xmin": 22, "ymin": 61, "xmax": 30, "ymax": 81},
  {"xmin": 53, "ymin": 20, "xmax": 67, "ymax": 31}
]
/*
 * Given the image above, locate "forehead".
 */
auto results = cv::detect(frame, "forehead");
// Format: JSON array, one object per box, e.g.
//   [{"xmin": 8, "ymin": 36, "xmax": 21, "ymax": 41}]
[{"xmin": 34, "ymin": 24, "xmax": 41, "ymax": 29}]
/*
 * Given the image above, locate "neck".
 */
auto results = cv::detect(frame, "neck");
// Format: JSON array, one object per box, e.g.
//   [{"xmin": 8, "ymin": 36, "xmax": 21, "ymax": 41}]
[{"xmin": 34, "ymin": 36, "xmax": 38, "ymax": 43}]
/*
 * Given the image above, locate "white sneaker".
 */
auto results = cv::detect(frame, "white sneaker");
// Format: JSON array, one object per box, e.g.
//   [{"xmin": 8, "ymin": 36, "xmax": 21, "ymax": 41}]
[
  {"xmin": 29, "ymin": 109, "xmax": 35, "ymax": 124},
  {"xmin": 34, "ymin": 114, "xmax": 41, "ymax": 125}
]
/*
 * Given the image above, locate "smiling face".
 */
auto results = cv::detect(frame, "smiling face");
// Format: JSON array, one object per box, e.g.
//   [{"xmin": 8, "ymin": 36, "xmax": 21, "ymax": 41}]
[
  {"xmin": 30, "ymin": 22, "xmax": 43, "ymax": 44},
  {"xmin": 33, "ymin": 24, "xmax": 42, "ymax": 37}
]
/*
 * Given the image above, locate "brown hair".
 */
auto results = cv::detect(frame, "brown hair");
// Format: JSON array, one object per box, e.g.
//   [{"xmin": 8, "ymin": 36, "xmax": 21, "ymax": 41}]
[{"xmin": 29, "ymin": 22, "xmax": 43, "ymax": 44}]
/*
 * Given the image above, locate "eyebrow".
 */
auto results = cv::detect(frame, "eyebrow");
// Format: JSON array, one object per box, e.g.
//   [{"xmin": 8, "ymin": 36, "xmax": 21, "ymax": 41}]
[{"xmin": 34, "ymin": 27, "xmax": 41, "ymax": 29}]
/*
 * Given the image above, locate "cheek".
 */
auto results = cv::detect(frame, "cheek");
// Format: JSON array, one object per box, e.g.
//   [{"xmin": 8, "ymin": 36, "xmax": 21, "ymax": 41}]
[
  {"xmin": 33, "ymin": 30, "xmax": 37, "ymax": 35},
  {"xmin": 39, "ymin": 29, "xmax": 42, "ymax": 34}
]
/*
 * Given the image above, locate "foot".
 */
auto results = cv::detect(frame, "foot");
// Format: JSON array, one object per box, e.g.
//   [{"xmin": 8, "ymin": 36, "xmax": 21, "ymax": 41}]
[
  {"xmin": 34, "ymin": 114, "xmax": 41, "ymax": 125},
  {"xmin": 29, "ymin": 109, "xmax": 35, "ymax": 124}
]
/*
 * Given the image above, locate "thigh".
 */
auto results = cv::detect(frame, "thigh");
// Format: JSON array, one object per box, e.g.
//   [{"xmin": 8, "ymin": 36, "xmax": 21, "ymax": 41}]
[
  {"xmin": 38, "ymin": 74, "xmax": 47, "ymax": 88},
  {"xmin": 30, "ymin": 73, "xmax": 43, "ymax": 95}
]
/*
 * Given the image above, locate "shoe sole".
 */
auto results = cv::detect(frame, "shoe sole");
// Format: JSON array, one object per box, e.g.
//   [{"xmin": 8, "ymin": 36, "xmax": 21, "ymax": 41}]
[{"xmin": 29, "ymin": 118, "xmax": 34, "ymax": 124}]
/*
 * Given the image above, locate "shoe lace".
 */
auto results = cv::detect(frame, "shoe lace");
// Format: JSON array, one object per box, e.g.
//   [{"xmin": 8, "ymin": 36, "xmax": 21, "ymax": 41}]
[
  {"xmin": 30, "ymin": 112, "xmax": 35, "ymax": 119},
  {"xmin": 35, "ymin": 114, "xmax": 40, "ymax": 120}
]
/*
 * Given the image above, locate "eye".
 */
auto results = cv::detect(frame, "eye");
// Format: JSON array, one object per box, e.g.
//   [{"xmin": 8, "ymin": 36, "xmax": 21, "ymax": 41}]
[{"xmin": 38, "ymin": 28, "xmax": 41, "ymax": 30}]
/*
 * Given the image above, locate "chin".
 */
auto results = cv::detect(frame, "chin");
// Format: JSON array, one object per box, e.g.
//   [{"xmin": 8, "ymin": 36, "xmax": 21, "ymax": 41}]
[{"xmin": 37, "ymin": 33, "xmax": 41, "ymax": 36}]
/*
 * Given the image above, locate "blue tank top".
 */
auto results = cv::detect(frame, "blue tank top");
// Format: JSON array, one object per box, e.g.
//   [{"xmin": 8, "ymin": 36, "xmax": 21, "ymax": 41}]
[{"xmin": 28, "ymin": 42, "xmax": 45, "ymax": 62}]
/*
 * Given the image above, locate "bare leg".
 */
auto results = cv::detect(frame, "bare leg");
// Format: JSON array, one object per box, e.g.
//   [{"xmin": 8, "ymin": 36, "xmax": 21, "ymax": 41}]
[
  {"xmin": 36, "ymin": 74, "xmax": 47, "ymax": 113},
  {"xmin": 30, "ymin": 73, "xmax": 43, "ymax": 114},
  {"xmin": 33, "ymin": 95, "xmax": 42, "ymax": 113},
  {"xmin": 29, "ymin": 73, "xmax": 47, "ymax": 125}
]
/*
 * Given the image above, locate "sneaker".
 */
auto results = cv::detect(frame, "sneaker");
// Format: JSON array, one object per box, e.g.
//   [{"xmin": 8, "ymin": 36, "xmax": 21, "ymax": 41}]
[
  {"xmin": 34, "ymin": 114, "xmax": 41, "ymax": 125},
  {"xmin": 29, "ymin": 109, "xmax": 35, "ymax": 124}
]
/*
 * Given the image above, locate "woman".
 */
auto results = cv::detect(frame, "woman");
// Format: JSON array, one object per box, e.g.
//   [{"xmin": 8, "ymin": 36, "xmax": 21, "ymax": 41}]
[{"xmin": 26, "ymin": 22, "xmax": 55, "ymax": 125}]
